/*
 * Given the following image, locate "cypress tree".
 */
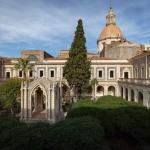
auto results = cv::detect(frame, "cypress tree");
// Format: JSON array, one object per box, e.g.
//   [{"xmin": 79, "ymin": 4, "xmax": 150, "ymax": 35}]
[{"xmin": 63, "ymin": 19, "xmax": 91, "ymax": 99}]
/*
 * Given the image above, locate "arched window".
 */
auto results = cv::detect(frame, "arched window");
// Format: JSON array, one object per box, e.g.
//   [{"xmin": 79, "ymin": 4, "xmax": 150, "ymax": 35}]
[{"xmin": 27, "ymin": 55, "xmax": 38, "ymax": 61}]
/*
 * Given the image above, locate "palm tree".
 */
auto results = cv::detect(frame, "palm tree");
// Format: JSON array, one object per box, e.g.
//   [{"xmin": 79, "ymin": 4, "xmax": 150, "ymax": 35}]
[
  {"xmin": 15, "ymin": 58, "xmax": 32, "ymax": 80},
  {"xmin": 90, "ymin": 78, "xmax": 98, "ymax": 101}
]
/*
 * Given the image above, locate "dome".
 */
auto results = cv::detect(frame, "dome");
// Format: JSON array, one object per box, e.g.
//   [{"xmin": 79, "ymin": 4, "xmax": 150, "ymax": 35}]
[
  {"xmin": 98, "ymin": 7, "xmax": 123, "ymax": 41},
  {"xmin": 99, "ymin": 24, "xmax": 123, "ymax": 41}
]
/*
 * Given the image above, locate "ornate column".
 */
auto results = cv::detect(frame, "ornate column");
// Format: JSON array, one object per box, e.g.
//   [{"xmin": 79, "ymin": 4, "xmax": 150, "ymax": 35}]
[
  {"xmin": 134, "ymin": 89, "xmax": 138, "ymax": 103},
  {"xmin": 28, "ymin": 93, "xmax": 32, "ymax": 118},
  {"xmin": 24, "ymin": 81, "xmax": 28, "ymax": 119},
  {"xmin": 43, "ymin": 92, "xmax": 48, "ymax": 120},
  {"xmin": 143, "ymin": 91, "xmax": 149, "ymax": 107},
  {"xmin": 128, "ymin": 88, "xmax": 131, "ymax": 102},
  {"xmin": 94, "ymin": 84, "xmax": 96, "ymax": 99},
  {"xmin": 47, "ymin": 85, "xmax": 52, "ymax": 121},
  {"xmin": 51, "ymin": 82, "xmax": 55, "ymax": 123},
  {"xmin": 123, "ymin": 86, "xmax": 126, "ymax": 100},
  {"xmin": 147, "ymin": 91, "xmax": 150, "ymax": 108},
  {"xmin": 21, "ymin": 82, "xmax": 24, "ymax": 120},
  {"xmin": 59, "ymin": 81, "xmax": 63, "ymax": 112},
  {"xmin": 34, "ymin": 91, "xmax": 38, "ymax": 112}
]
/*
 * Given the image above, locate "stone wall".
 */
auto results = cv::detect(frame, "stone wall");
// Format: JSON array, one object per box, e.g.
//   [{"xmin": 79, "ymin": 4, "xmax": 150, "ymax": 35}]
[
  {"xmin": 104, "ymin": 42, "xmax": 142, "ymax": 60},
  {"xmin": 131, "ymin": 53, "xmax": 150, "ymax": 79},
  {"xmin": 132, "ymin": 56, "xmax": 146, "ymax": 78}
]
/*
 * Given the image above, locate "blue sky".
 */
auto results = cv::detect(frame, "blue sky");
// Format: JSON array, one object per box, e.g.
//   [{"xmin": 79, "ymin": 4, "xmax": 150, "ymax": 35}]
[{"xmin": 0, "ymin": 0, "xmax": 150, "ymax": 57}]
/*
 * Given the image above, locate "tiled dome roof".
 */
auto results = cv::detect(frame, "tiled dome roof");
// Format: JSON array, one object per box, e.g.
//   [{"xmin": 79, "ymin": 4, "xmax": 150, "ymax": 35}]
[{"xmin": 99, "ymin": 24, "xmax": 123, "ymax": 40}]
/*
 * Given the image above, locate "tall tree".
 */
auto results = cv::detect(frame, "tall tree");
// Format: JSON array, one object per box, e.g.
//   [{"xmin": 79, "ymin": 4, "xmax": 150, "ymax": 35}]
[
  {"xmin": 15, "ymin": 58, "xmax": 32, "ymax": 80},
  {"xmin": 0, "ymin": 78, "xmax": 22, "ymax": 114},
  {"xmin": 63, "ymin": 19, "xmax": 91, "ymax": 99}
]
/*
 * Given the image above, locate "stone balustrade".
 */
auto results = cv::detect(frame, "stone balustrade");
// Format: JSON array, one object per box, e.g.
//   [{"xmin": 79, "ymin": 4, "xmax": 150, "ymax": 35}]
[{"xmin": 119, "ymin": 78, "xmax": 150, "ymax": 86}]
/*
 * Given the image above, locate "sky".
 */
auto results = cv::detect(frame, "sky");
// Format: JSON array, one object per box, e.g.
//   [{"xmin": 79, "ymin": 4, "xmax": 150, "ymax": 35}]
[{"xmin": 0, "ymin": 0, "xmax": 150, "ymax": 58}]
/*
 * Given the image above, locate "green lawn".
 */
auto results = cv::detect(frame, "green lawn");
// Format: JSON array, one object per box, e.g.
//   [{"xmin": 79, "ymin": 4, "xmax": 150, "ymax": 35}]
[
  {"xmin": 71, "ymin": 96, "xmax": 143, "ymax": 109},
  {"xmin": 0, "ymin": 96, "xmax": 150, "ymax": 150}
]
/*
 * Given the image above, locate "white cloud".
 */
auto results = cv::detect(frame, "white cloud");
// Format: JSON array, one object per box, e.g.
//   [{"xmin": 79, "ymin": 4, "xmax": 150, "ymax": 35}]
[
  {"xmin": 0, "ymin": 0, "xmax": 78, "ymax": 44},
  {"xmin": 0, "ymin": 0, "xmax": 150, "ymax": 57}
]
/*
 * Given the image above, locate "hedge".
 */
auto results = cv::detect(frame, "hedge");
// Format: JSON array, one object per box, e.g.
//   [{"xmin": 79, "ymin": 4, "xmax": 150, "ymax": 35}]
[
  {"xmin": 68, "ymin": 96, "xmax": 150, "ymax": 141},
  {"xmin": 0, "ymin": 117, "xmax": 104, "ymax": 150}
]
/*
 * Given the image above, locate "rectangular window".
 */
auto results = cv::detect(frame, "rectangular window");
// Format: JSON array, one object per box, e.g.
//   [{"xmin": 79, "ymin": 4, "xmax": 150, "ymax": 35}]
[
  {"xmin": 124, "ymin": 72, "xmax": 129, "ymax": 79},
  {"xmin": 29, "ymin": 70, "xmax": 33, "ymax": 78},
  {"xmin": 39, "ymin": 70, "xmax": 43, "ymax": 77},
  {"xmin": 110, "ymin": 70, "xmax": 114, "ymax": 78},
  {"xmin": 50, "ymin": 70, "xmax": 55, "ymax": 78},
  {"xmin": 19, "ymin": 71, "xmax": 22, "ymax": 77},
  {"xmin": 6, "ymin": 72, "xmax": 10, "ymax": 78},
  {"xmin": 98, "ymin": 70, "xmax": 102, "ymax": 78}
]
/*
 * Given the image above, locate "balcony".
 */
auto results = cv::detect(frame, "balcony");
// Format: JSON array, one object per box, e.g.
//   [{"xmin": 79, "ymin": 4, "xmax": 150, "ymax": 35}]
[{"xmin": 119, "ymin": 78, "xmax": 150, "ymax": 86}]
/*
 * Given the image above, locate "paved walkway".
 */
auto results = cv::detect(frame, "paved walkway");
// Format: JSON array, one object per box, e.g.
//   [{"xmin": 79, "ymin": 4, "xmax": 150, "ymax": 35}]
[{"xmin": 32, "ymin": 110, "xmax": 46, "ymax": 119}]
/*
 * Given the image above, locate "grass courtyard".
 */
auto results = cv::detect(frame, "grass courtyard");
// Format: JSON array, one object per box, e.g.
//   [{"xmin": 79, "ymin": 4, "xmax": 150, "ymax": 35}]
[{"xmin": 0, "ymin": 96, "xmax": 150, "ymax": 150}]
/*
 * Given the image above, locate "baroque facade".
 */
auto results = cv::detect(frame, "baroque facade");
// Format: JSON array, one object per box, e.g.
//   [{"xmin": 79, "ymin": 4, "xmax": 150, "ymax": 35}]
[{"xmin": 0, "ymin": 7, "xmax": 150, "ymax": 122}]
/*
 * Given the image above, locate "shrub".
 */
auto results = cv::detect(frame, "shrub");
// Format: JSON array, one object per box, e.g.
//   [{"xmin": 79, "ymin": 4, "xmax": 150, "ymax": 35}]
[
  {"xmin": 68, "ymin": 96, "xmax": 150, "ymax": 141},
  {"xmin": 47, "ymin": 117, "xmax": 104, "ymax": 150},
  {"xmin": 0, "ymin": 116, "xmax": 25, "ymax": 134},
  {"xmin": 0, "ymin": 122, "xmax": 50, "ymax": 150},
  {"xmin": 0, "ymin": 117, "xmax": 104, "ymax": 150}
]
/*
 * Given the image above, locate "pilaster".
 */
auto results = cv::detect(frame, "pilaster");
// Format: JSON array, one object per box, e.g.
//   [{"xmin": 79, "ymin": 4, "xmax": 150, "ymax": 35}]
[{"xmin": 104, "ymin": 85, "xmax": 108, "ymax": 96}]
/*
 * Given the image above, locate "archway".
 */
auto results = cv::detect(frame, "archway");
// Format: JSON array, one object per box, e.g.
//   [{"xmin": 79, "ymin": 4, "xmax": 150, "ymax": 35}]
[
  {"xmin": 97, "ymin": 86, "xmax": 104, "ymax": 97},
  {"xmin": 126, "ymin": 88, "xmax": 128, "ymax": 100},
  {"xmin": 120, "ymin": 87, "xmax": 123, "ymax": 98},
  {"xmin": 108, "ymin": 86, "xmax": 115, "ymax": 96},
  {"xmin": 32, "ymin": 87, "xmax": 46, "ymax": 119},
  {"xmin": 131, "ymin": 89, "xmax": 134, "ymax": 102},
  {"xmin": 138, "ymin": 91, "xmax": 143, "ymax": 104}
]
